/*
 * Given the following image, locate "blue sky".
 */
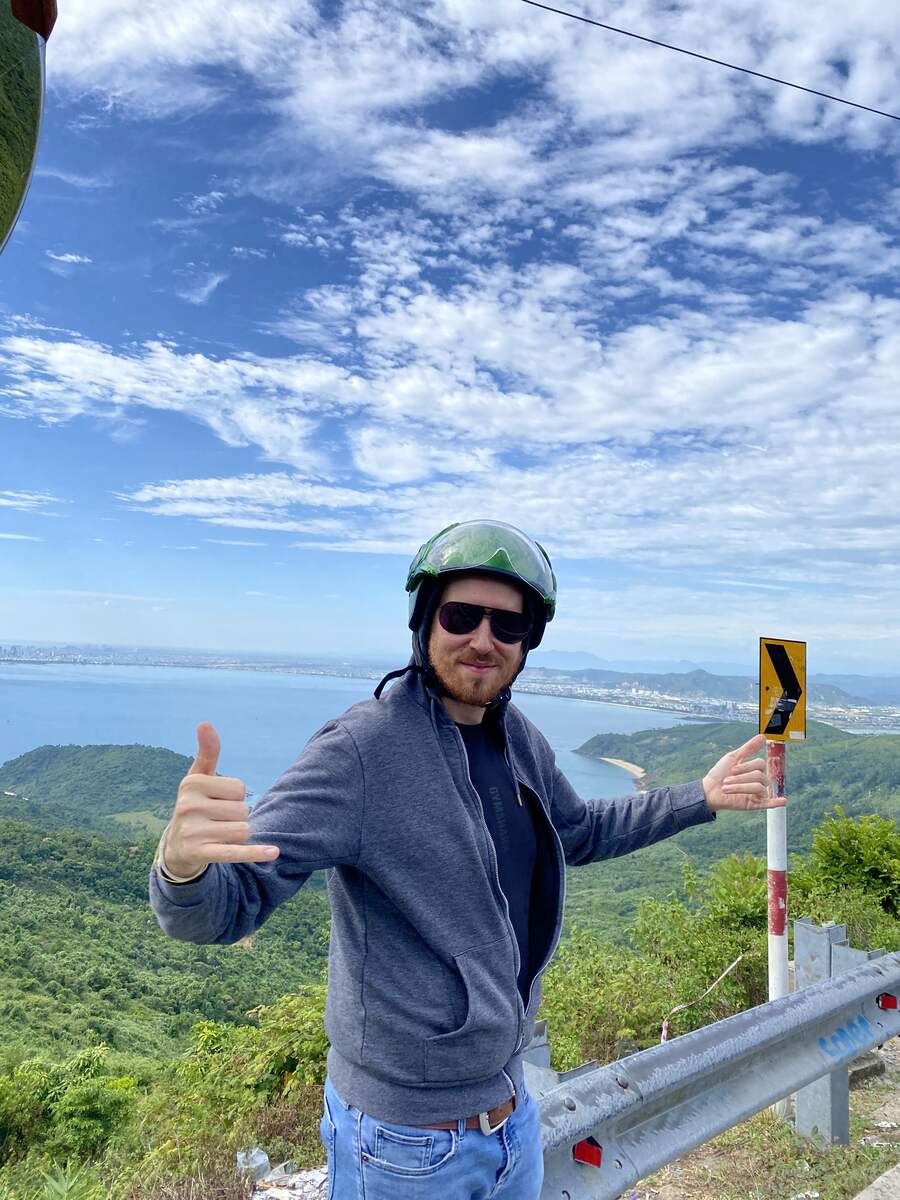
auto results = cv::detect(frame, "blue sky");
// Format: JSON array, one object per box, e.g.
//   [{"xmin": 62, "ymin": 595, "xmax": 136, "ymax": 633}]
[{"xmin": 3, "ymin": 0, "xmax": 900, "ymax": 672}]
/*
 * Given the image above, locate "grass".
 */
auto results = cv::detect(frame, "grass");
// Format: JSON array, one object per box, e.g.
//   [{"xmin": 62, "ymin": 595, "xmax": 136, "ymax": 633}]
[
  {"xmin": 639, "ymin": 1041, "xmax": 900, "ymax": 1199},
  {"xmin": 107, "ymin": 810, "xmax": 169, "ymax": 836}
]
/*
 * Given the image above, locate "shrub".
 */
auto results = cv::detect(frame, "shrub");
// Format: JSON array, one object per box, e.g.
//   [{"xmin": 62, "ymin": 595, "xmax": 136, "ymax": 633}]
[
  {"xmin": 701, "ymin": 854, "xmax": 769, "ymax": 931},
  {"xmin": 806, "ymin": 807, "xmax": 900, "ymax": 916},
  {"xmin": 102, "ymin": 986, "xmax": 328, "ymax": 1198}
]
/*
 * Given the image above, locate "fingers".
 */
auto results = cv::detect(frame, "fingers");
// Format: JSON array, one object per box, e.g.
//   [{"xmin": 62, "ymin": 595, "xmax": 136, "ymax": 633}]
[
  {"xmin": 725, "ymin": 757, "xmax": 767, "ymax": 776},
  {"xmin": 180, "ymin": 797, "xmax": 250, "ymax": 822},
  {"xmin": 715, "ymin": 792, "xmax": 786, "ymax": 811},
  {"xmin": 204, "ymin": 842, "xmax": 280, "ymax": 863},
  {"xmin": 171, "ymin": 816, "xmax": 280, "ymax": 864},
  {"xmin": 180, "ymin": 774, "xmax": 246, "ymax": 804},
  {"xmin": 188, "ymin": 722, "xmax": 221, "ymax": 776},
  {"xmin": 722, "ymin": 767, "xmax": 767, "ymax": 791},
  {"xmin": 732, "ymin": 733, "xmax": 766, "ymax": 762},
  {"xmin": 196, "ymin": 820, "xmax": 253, "ymax": 843}
]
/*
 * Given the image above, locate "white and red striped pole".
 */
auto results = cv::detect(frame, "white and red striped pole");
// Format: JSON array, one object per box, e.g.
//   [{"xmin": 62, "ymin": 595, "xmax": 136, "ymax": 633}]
[
  {"xmin": 766, "ymin": 739, "xmax": 790, "ymax": 1117},
  {"xmin": 766, "ymin": 740, "xmax": 788, "ymax": 997}
]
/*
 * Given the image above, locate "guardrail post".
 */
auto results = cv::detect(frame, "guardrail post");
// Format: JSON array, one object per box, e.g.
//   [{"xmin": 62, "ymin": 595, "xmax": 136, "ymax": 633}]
[
  {"xmin": 832, "ymin": 944, "xmax": 886, "ymax": 977},
  {"xmin": 793, "ymin": 917, "xmax": 850, "ymax": 1145},
  {"xmin": 522, "ymin": 1018, "xmax": 552, "ymax": 1069}
]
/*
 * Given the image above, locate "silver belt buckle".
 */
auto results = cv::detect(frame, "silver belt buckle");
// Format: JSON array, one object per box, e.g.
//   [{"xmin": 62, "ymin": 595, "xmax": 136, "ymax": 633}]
[{"xmin": 478, "ymin": 1097, "xmax": 514, "ymax": 1136}]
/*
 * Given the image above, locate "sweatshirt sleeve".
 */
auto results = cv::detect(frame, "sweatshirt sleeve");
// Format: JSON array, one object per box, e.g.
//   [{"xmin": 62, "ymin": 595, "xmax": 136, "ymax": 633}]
[
  {"xmin": 148, "ymin": 719, "xmax": 364, "ymax": 945},
  {"xmin": 547, "ymin": 747, "xmax": 715, "ymax": 866}
]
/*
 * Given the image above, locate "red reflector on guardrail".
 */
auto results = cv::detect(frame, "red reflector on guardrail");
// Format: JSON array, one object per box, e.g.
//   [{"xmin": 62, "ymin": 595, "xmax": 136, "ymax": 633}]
[
  {"xmin": 876, "ymin": 993, "xmax": 898, "ymax": 1010},
  {"xmin": 573, "ymin": 1136, "xmax": 602, "ymax": 1167}
]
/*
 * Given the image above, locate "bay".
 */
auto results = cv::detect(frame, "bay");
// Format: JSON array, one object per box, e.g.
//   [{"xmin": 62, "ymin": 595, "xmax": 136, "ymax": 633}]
[{"xmin": 0, "ymin": 662, "xmax": 691, "ymax": 803}]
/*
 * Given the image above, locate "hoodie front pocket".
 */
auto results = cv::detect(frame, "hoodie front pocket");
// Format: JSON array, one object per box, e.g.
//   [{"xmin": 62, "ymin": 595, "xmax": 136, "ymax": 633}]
[{"xmin": 422, "ymin": 935, "xmax": 518, "ymax": 1084}]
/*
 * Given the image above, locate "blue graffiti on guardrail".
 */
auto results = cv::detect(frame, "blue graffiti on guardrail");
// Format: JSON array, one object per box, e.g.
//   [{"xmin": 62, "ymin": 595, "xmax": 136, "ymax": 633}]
[{"xmin": 818, "ymin": 1013, "xmax": 873, "ymax": 1059}]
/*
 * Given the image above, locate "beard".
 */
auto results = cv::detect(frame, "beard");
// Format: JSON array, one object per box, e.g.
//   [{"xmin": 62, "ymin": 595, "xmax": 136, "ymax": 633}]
[{"xmin": 428, "ymin": 632, "xmax": 523, "ymax": 707}]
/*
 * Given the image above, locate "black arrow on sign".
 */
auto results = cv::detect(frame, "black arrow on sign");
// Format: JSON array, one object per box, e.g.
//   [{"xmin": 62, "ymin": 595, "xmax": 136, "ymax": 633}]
[{"xmin": 764, "ymin": 643, "xmax": 802, "ymax": 735}]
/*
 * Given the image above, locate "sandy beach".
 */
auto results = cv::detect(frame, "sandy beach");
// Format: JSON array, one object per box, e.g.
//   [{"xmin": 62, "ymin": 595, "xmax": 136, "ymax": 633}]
[{"xmin": 599, "ymin": 756, "xmax": 646, "ymax": 780}]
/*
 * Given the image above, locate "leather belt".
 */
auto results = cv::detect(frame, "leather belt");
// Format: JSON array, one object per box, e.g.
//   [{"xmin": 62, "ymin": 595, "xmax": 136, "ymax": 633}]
[{"xmin": 414, "ymin": 1093, "xmax": 517, "ymax": 1135}]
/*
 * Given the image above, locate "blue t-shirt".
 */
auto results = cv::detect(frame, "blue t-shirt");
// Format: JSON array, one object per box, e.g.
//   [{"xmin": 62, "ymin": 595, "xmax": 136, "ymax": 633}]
[{"xmin": 457, "ymin": 720, "xmax": 537, "ymax": 1005}]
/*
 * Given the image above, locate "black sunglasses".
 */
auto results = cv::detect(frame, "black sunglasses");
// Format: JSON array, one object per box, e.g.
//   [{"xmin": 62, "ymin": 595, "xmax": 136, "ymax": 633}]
[{"xmin": 438, "ymin": 602, "xmax": 532, "ymax": 644}]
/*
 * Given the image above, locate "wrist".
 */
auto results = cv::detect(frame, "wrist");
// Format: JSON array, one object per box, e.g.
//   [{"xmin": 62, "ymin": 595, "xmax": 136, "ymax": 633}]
[
  {"xmin": 701, "ymin": 773, "xmax": 715, "ymax": 809},
  {"xmin": 157, "ymin": 828, "xmax": 208, "ymax": 883}
]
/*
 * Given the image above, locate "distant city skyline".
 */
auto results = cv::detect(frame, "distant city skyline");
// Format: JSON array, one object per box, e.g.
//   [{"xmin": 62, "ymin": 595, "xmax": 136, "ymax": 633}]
[
  {"xmin": 3, "ymin": 636, "xmax": 899, "ymax": 679},
  {"xmin": 5, "ymin": 4, "xmax": 900, "ymax": 673}
]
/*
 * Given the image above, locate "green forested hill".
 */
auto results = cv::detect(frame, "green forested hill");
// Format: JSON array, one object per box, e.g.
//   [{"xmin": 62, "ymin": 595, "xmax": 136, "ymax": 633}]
[
  {"xmin": 563, "ymin": 719, "xmax": 900, "ymax": 934},
  {"xmin": 578, "ymin": 718, "xmax": 897, "ymax": 842},
  {"xmin": 0, "ymin": 815, "xmax": 330, "ymax": 1067},
  {"xmin": 0, "ymin": 744, "xmax": 188, "ymax": 837}
]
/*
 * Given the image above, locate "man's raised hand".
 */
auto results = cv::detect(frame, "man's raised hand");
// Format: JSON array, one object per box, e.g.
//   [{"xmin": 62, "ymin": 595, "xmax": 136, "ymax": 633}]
[
  {"xmin": 162, "ymin": 722, "xmax": 280, "ymax": 878},
  {"xmin": 702, "ymin": 733, "xmax": 780, "ymax": 812}
]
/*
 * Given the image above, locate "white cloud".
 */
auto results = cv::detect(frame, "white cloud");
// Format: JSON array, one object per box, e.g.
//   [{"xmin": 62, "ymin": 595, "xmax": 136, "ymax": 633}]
[
  {"xmin": 36, "ymin": 166, "xmax": 112, "ymax": 189},
  {"xmin": 0, "ymin": 533, "xmax": 44, "ymax": 541},
  {"xmin": 47, "ymin": 1, "xmax": 900, "ymax": 217},
  {"xmin": 0, "ymin": 490, "xmax": 66, "ymax": 512},
  {"xmin": 45, "ymin": 251, "xmax": 93, "ymax": 277},
  {"xmin": 183, "ymin": 190, "xmax": 226, "ymax": 214},
  {"xmin": 175, "ymin": 270, "xmax": 229, "ymax": 305},
  {"xmin": 372, "ymin": 123, "xmax": 549, "ymax": 202},
  {"xmin": 30, "ymin": 588, "xmax": 170, "ymax": 602},
  {"xmin": 350, "ymin": 425, "xmax": 496, "ymax": 484},
  {"xmin": 0, "ymin": 334, "xmax": 365, "ymax": 471},
  {"xmin": 8, "ymin": 279, "xmax": 900, "ymax": 594},
  {"xmin": 550, "ymin": 580, "xmax": 900, "ymax": 663},
  {"xmin": 48, "ymin": 0, "xmax": 319, "ymax": 117},
  {"xmin": 46, "ymin": 251, "xmax": 92, "ymax": 264}
]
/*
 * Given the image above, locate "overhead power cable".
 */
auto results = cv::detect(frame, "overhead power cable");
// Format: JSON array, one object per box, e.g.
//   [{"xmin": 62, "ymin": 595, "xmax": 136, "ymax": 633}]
[{"xmin": 519, "ymin": 0, "xmax": 900, "ymax": 123}]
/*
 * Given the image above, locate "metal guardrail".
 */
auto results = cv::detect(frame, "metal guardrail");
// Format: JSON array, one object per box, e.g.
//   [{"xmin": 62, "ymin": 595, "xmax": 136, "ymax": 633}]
[{"xmin": 524, "ymin": 921, "xmax": 900, "ymax": 1200}]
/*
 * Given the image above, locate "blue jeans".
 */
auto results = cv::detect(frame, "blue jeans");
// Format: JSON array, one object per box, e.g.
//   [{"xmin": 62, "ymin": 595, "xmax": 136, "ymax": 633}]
[{"xmin": 319, "ymin": 1074, "xmax": 544, "ymax": 1199}]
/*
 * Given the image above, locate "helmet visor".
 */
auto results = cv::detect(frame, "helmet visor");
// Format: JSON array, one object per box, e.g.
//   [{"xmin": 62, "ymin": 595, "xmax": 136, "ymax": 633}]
[{"xmin": 408, "ymin": 520, "xmax": 556, "ymax": 612}]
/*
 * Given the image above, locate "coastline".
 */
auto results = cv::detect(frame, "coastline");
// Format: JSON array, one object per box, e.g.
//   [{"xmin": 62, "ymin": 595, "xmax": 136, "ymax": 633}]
[{"xmin": 599, "ymin": 756, "xmax": 646, "ymax": 780}]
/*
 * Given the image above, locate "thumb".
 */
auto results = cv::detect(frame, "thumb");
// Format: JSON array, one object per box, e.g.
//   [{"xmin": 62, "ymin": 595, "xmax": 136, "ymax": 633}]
[{"xmin": 188, "ymin": 722, "xmax": 220, "ymax": 776}]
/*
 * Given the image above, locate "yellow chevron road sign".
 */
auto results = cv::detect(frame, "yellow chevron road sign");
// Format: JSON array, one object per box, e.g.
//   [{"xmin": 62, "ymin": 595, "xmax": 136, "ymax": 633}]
[{"xmin": 759, "ymin": 637, "xmax": 806, "ymax": 741}]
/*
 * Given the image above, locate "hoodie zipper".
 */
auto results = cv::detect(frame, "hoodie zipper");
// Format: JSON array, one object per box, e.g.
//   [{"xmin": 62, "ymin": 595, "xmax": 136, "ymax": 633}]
[
  {"xmin": 512, "ymin": 771, "xmax": 567, "ymax": 1037},
  {"xmin": 452, "ymin": 723, "xmax": 526, "ymax": 1058},
  {"xmin": 501, "ymin": 735, "xmax": 568, "ymax": 1051}
]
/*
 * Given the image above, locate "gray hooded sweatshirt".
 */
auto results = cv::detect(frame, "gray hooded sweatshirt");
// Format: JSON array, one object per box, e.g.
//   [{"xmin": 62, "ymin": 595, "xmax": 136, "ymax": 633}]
[{"xmin": 149, "ymin": 668, "xmax": 714, "ymax": 1124}]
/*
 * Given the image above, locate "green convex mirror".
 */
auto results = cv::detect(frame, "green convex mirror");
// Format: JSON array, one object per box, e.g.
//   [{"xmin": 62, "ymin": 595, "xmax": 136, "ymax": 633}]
[{"xmin": 0, "ymin": 1, "xmax": 56, "ymax": 254}]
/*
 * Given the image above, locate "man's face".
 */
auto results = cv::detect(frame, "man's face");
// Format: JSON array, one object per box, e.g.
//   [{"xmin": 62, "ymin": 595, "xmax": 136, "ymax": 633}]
[{"xmin": 427, "ymin": 574, "xmax": 527, "ymax": 708}]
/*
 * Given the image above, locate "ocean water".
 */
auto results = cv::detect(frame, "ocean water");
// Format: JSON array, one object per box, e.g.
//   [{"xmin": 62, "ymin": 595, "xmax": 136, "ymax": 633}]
[{"xmin": 0, "ymin": 662, "xmax": 690, "ymax": 803}]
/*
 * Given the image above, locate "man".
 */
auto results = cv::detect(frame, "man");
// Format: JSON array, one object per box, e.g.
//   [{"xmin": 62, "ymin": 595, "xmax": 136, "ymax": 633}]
[{"xmin": 149, "ymin": 519, "xmax": 778, "ymax": 1200}]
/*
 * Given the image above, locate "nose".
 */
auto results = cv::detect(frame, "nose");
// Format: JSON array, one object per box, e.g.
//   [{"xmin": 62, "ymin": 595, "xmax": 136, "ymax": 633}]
[{"xmin": 469, "ymin": 616, "xmax": 495, "ymax": 653}]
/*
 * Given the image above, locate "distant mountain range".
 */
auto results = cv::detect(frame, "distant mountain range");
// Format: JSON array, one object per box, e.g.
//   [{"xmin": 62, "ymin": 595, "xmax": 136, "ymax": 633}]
[
  {"xmin": 522, "ymin": 664, "xmax": 862, "ymax": 706},
  {"xmin": 528, "ymin": 651, "xmax": 752, "ymax": 673},
  {"xmin": 814, "ymin": 674, "xmax": 900, "ymax": 705}
]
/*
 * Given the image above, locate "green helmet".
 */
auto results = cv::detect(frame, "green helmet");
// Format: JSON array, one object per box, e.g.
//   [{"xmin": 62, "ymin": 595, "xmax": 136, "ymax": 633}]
[{"xmin": 406, "ymin": 520, "xmax": 557, "ymax": 648}]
